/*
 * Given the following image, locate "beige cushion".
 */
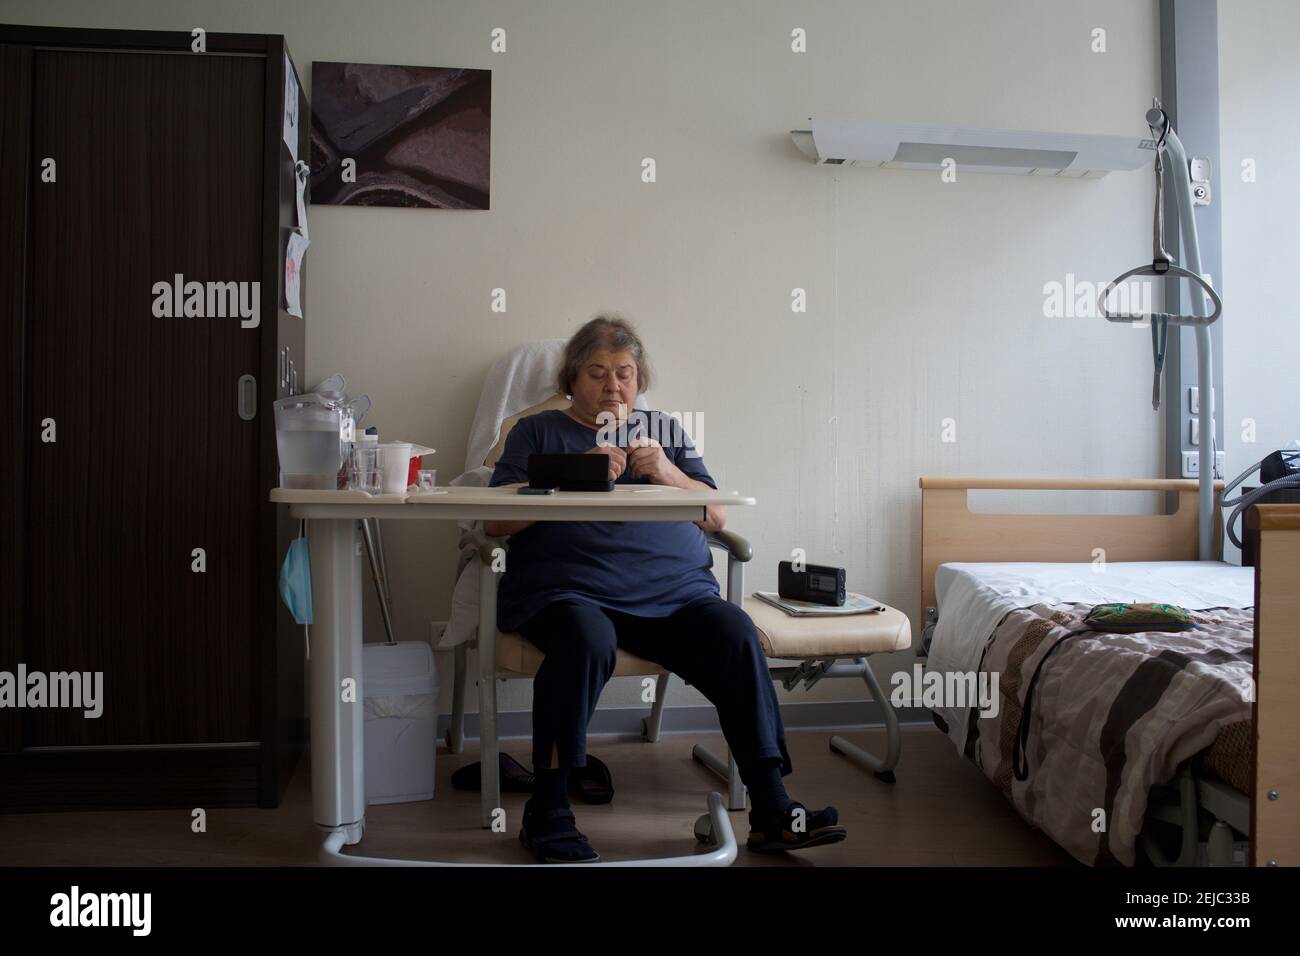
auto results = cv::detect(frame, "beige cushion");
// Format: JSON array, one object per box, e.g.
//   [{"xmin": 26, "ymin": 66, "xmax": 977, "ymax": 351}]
[
  {"xmin": 743, "ymin": 596, "xmax": 912, "ymax": 657},
  {"xmin": 484, "ymin": 394, "xmax": 571, "ymax": 468},
  {"xmin": 496, "ymin": 631, "xmax": 666, "ymax": 677}
]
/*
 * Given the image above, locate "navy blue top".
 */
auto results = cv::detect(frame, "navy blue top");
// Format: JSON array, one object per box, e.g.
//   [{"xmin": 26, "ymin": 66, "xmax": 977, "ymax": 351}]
[{"xmin": 488, "ymin": 408, "xmax": 721, "ymax": 631}]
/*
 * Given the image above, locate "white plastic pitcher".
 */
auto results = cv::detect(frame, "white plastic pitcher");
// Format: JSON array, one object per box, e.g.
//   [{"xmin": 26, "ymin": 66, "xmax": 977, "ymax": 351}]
[
  {"xmin": 274, "ymin": 395, "xmax": 350, "ymax": 489},
  {"xmin": 273, "ymin": 375, "xmax": 370, "ymax": 490}
]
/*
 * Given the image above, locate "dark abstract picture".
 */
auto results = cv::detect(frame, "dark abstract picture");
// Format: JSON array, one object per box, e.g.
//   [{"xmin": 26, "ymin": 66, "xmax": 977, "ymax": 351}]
[{"xmin": 309, "ymin": 61, "xmax": 490, "ymax": 208}]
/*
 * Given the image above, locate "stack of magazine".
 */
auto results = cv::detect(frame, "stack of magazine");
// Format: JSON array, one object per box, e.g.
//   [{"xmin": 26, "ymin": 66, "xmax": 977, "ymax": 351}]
[{"xmin": 753, "ymin": 591, "xmax": 885, "ymax": 617}]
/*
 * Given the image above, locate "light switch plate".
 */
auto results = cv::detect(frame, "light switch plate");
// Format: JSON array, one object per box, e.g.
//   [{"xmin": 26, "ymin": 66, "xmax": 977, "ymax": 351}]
[
  {"xmin": 1188, "ymin": 385, "xmax": 1214, "ymax": 415},
  {"xmin": 1190, "ymin": 418, "xmax": 1216, "ymax": 446}
]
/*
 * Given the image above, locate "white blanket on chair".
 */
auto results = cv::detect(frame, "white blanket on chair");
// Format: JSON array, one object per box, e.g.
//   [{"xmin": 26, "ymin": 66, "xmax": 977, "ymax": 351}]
[{"xmin": 461, "ymin": 339, "xmax": 568, "ymax": 475}]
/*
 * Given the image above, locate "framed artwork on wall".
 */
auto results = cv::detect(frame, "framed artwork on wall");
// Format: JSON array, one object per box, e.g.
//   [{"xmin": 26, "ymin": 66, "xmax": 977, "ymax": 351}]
[{"xmin": 310, "ymin": 61, "xmax": 490, "ymax": 208}]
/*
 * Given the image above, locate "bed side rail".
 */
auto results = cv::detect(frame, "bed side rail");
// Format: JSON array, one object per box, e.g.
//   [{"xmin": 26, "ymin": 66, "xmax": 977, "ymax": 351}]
[{"xmin": 1249, "ymin": 503, "xmax": 1300, "ymax": 866}]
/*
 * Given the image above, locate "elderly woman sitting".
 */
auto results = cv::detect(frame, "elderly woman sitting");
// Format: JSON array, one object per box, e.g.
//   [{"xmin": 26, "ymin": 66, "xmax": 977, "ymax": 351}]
[{"xmin": 483, "ymin": 316, "xmax": 846, "ymax": 863}]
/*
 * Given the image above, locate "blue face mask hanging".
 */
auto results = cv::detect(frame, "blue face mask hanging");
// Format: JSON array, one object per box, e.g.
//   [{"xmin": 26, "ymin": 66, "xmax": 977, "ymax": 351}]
[{"xmin": 279, "ymin": 520, "xmax": 313, "ymax": 625}]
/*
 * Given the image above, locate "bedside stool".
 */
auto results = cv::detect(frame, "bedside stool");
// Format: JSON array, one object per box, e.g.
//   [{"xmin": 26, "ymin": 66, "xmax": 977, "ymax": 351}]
[{"xmin": 691, "ymin": 596, "xmax": 912, "ymax": 810}]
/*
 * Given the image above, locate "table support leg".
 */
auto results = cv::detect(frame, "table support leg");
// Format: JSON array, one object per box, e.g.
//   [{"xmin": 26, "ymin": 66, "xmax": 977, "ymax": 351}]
[
  {"xmin": 477, "ymin": 557, "xmax": 500, "ymax": 829},
  {"xmin": 309, "ymin": 517, "xmax": 367, "ymax": 841}
]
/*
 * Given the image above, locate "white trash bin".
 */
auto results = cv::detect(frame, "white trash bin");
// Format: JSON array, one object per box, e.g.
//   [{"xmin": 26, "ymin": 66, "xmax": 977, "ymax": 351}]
[{"xmin": 362, "ymin": 641, "xmax": 438, "ymax": 805}]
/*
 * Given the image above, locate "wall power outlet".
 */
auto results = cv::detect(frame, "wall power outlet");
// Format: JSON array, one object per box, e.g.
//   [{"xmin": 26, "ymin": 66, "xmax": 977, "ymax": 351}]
[{"xmin": 1181, "ymin": 450, "xmax": 1226, "ymax": 479}]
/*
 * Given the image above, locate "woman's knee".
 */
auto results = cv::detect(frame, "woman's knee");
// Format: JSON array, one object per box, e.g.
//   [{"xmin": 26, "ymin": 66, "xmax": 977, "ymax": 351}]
[
  {"xmin": 697, "ymin": 598, "xmax": 764, "ymax": 656},
  {"xmin": 532, "ymin": 601, "xmax": 618, "ymax": 665}
]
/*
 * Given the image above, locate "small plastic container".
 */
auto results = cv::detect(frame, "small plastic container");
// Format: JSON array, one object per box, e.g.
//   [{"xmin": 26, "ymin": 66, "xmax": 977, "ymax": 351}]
[
  {"xmin": 349, "ymin": 433, "xmax": 382, "ymax": 493},
  {"xmin": 376, "ymin": 442, "xmax": 413, "ymax": 494},
  {"xmin": 362, "ymin": 641, "xmax": 438, "ymax": 805}
]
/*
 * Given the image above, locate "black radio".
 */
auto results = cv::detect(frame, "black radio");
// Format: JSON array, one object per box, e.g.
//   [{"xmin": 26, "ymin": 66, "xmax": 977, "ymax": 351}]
[{"xmin": 777, "ymin": 561, "xmax": 846, "ymax": 606}]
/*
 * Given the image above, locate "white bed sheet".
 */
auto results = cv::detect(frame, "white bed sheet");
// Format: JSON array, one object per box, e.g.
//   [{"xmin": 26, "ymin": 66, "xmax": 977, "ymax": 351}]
[{"xmin": 928, "ymin": 561, "xmax": 1255, "ymax": 754}]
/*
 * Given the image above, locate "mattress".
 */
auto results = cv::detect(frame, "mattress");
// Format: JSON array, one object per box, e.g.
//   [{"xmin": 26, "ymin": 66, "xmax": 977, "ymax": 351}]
[
  {"xmin": 928, "ymin": 561, "xmax": 1255, "ymax": 754},
  {"xmin": 926, "ymin": 560, "xmax": 1258, "ymax": 864},
  {"xmin": 972, "ymin": 600, "xmax": 1254, "ymax": 865}
]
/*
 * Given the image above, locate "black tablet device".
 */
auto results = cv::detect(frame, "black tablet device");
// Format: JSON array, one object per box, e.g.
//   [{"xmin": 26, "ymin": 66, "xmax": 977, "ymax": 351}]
[{"xmin": 527, "ymin": 453, "xmax": 615, "ymax": 492}]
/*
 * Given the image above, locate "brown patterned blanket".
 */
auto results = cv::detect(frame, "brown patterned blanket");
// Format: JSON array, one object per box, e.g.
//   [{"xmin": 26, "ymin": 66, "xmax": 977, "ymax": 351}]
[{"xmin": 970, "ymin": 602, "xmax": 1254, "ymax": 865}]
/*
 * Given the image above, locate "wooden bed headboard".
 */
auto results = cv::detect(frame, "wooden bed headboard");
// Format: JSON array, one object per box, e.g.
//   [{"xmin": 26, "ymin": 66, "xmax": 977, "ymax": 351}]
[{"xmin": 918, "ymin": 477, "xmax": 1223, "ymax": 611}]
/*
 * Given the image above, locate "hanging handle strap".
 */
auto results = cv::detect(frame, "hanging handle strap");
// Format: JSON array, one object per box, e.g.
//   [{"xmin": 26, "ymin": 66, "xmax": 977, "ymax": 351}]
[
  {"xmin": 1099, "ymin": 111, "xmax": 1222, "ymax": 329},
  {"xmin": 1150, "ymin": 316, "xmax": 1168, "ymax": 411},
  {"xmin": 1150, "ymin": 152, "xmax": 1172, "ymax": 273}
]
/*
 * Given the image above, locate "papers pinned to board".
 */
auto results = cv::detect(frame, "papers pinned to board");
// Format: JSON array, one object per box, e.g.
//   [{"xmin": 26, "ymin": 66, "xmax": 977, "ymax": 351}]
[
  {"xmin": 295, "ymin": 162, "xmax": 309, "ymax": 235},
  {"xmin": 282, "ymin": 52, "xmax": 299, "ymax": 162},
  {"xmin": 284, "ymin": 160, "xmax": 310, "ymax": 318},
  {"xmin": 282, "ymin": 53, "xmax": 309, "ymax": 318},
  {"xmin": 285, "ymin": 228, "xmax": 309, "ymax": 318}
]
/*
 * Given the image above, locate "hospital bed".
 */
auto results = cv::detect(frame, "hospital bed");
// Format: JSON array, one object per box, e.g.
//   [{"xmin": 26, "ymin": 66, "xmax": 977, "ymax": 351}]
[{"xmin": 918, "ymin": 477, "xmax": 1299, "ymax": 866}]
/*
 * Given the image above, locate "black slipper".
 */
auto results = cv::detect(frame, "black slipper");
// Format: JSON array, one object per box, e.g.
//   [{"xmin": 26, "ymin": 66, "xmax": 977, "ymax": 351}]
[
  {"xmin": 746, "ymin": 802, "xmax": 847, "ymax": 853},
  {"xmin": 570, "ymin": 754, "xmax": 615, "ymax": 805},
  {"xmin": 450, "ymin": 752, "xmax": 536, "ymax": 793},
  {"xmin": 519, "ymin": 799, "xmax": 600, "ymax": 863}
]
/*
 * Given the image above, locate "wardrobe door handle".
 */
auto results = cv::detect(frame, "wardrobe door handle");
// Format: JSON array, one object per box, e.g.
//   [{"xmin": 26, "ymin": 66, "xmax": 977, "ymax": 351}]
[{"xmin": 237, "ymin": 374, "xmax": 257, "ymax": 421}]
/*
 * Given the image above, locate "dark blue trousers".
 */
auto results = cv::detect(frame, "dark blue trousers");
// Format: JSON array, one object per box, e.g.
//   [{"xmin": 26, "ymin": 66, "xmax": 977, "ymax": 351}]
[{"xmin": 516, "ymin": 596, "xmax": 792, "ymax": 785}]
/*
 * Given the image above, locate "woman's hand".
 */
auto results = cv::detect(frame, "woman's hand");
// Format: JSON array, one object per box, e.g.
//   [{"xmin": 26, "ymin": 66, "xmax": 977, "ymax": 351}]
[
  {"xmin": 626, "ymin": 437, "xmax": 680, "ymax": 485},
  {"xmin": 587, "ymin": 437, "xmax": 724, "ymax": 531},
  {"xmin": 623, "ymin": 437, "xmax": 724, "ymax": 530},
  {"xmin": 584, "ymin": 444, "xmax": 627, "ymax": 481},
  {"xmin": 626, "ymin": 439, "xmax": 728, "ymax": 530}
]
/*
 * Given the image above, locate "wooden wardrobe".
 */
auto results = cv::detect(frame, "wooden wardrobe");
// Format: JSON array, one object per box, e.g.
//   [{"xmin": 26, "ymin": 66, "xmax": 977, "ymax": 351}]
[{"xmin": 0, "ymin": 24, "xmax": 307, "ymax": 810}]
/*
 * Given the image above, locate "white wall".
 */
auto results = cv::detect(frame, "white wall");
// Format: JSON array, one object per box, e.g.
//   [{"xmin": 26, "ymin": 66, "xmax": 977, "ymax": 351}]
[
  {"xmin": 1220, "ymin": 0, "xmax": 1300, "ymax": 499},
  {"xmin": 6, "ymin": 0, "xmax": 1165, "ymax": 717}
]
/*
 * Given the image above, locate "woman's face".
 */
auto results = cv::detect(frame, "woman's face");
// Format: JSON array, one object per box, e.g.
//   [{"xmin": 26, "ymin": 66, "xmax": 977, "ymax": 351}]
[{"xmin": 569, "ymin": 348, "xmax": 638, "ymax": 427}]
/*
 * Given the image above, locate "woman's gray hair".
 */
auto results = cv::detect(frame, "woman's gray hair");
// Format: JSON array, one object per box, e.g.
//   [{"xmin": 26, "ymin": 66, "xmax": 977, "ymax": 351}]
[{"xmin": 557, "ymin": 315, "xmax": 653, "ymax": 396}]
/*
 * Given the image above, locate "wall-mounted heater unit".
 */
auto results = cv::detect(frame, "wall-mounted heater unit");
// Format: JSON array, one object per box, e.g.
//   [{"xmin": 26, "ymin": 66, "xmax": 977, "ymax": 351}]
[{"xmin": 791, "ymin": 119, "xmax": 1156, "ymax": 177}]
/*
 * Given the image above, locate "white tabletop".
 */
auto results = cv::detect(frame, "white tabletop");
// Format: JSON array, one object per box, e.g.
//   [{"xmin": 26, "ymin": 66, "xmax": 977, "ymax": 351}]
[{"xmin": 270, "ymin": 485, "xmax": 755, "ymax": 520}]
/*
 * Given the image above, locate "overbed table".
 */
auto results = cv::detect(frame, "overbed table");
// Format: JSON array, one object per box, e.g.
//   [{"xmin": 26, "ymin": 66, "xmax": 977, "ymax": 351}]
[{"xmin": 270, "ymin": 485, "xmax": 755, "ymax": 865}]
